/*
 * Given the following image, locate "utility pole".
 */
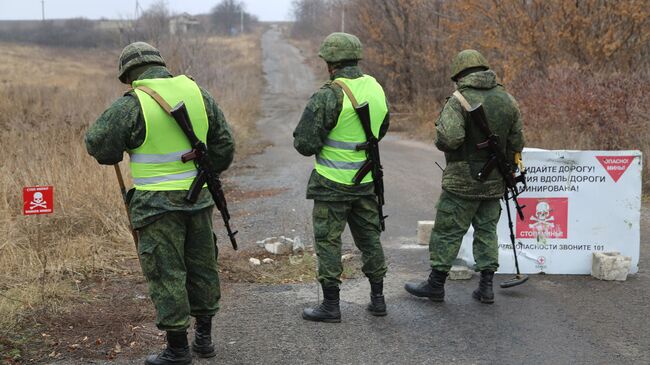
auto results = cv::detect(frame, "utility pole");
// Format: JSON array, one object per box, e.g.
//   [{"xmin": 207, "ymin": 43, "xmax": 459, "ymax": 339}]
[
  {"xmin": 240, "ymin": 8, "xmax": 244, "ymax": 34},
  {"xmin": 341, "ymin": 5, "xmax": 345, "ymax": 33},
  {"xmin": 41, "ymin": 0, "xmax": 45, "ymax": 21}
]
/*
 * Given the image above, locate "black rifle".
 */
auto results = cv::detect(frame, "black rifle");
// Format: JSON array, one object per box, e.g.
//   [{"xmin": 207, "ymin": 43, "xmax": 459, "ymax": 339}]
[
  {"xmin": 467, "ymin": 102, "xmax": 528, "ymax": 288},
  {"xmin": 469, "ymin": 104, "xmax": 527, "ymax": 219},
  {"xmin": 351, "ymin": 102, "xmax": 387, "ymax": 231},
  {"xmin": 170, "ymin": 102, "xmax": 238, "ymax": 250}
]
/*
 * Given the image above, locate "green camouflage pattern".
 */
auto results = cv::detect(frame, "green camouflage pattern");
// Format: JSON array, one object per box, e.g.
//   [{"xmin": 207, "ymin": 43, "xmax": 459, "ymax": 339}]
[
  {"xmin": 429, "ymin": 191, "xmax": 501, "ymax": 272},
  {"xmin": 138, "ymin": 207, "xmax": 220, "ymax": 331},
  {"xmin": 293, "ymin": 65, "xmax": 389, "ymax": 201},
  {"xmin": 118, "ymin": 42, "xmax": 166, "ymax": 83},
  {"xmin": 85, "ymin": 66, "xmax": 235, "ymax": 229},
  {"xmin": 435, "ymin": 70, "xmax": 525, "ymax": 200},
  {"xmin": 450, "ymin": 49, "xmax": 489, "ymax": 81},
  {"xmin": 313, "ymin": 198, "xmax": 387, "ymax": 287},
  {"xmin": 318, "ymin": 32, "xmax": 363, "ymax": 63}
]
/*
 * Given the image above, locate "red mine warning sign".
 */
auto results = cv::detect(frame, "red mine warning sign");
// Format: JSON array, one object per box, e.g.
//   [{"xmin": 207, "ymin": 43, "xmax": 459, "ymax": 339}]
[
  {"xmin": 596, "ymin": 155, "xmax": 636, "ymax": 182},
  {"xmin": 23, "ymin": 186, "xmax": 54, "ymax": 215}
]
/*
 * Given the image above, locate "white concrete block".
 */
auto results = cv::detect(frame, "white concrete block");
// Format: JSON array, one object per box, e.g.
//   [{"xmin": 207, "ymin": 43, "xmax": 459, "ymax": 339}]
[
  {"xmin": 249, "ymin": 258, "xmax": 261, "ymax": 266},
  {"xmin": 449, "ymin": 265, "xmax": 473, "ymax": 280},
  {"xmin": 262, "ymin": 258, "xmax": 274, "ymax": 264},
  {"xmin": 591, "ymin": 252, "xmax": 632, "ymax": 281},
  {"xmin": 292, "ymin": 236, "xmax": 305, "ymax": 254},
  {"xmin": 264, "ymin": 241, "xmax": 293, "ymax": 255},
  {"xmin": 417, "ymin": 220, "xmax": 435, "ymax": 246}
]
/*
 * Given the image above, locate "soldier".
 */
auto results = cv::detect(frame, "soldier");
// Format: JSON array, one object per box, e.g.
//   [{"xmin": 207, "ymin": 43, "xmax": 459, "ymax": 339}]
[
  {"xmin": 293, "ymin": 32, "xmax": 390, "ymax": 322},
  {"xmin": 404, "ymin": 50, "xmax": 525, "ymax": 304},
  {"xmin": 85, "ymin": 42, "xmax": 234, "ymax": 364}
]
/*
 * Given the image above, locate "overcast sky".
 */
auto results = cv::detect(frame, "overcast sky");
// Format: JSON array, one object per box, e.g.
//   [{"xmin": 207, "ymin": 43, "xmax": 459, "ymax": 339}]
[{"xmin": 0, "ymin": 0, "xmax": 294, "ymax": 21}]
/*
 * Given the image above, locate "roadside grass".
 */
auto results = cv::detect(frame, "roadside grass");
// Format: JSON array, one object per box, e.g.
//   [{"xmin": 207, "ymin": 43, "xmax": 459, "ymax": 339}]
[{"xmin": 0, "ymin": 33, "xmax": 262, "ymax": 362}]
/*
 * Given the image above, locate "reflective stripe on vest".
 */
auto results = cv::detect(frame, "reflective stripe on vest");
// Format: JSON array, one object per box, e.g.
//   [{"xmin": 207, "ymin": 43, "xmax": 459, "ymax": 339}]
[
  {"xmin": 315, "ymin": 75, "xmax": 388, "ymax": 185},
  {"xmin": 129, "ymin": 75, "xmax": 209, "ymax": 191}
]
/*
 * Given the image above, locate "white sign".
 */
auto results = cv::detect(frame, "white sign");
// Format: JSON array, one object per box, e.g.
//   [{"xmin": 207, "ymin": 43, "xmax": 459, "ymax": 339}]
[{"xmin": 458, "ymin": 149, "xmax": 642, "ymax": 274}]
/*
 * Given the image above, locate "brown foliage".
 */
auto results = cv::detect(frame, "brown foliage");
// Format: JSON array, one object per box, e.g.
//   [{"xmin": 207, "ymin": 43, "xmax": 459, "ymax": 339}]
[{"xmin": 291, "ymin": 0, "xmax": 650, "ymax": 187}]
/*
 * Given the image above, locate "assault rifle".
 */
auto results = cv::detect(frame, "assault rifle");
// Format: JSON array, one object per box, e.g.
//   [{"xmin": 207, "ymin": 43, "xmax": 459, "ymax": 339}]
[
  {"xmin": 468, "ymin": 103, "xmax": 527, "ymax": 219},
  {"xmin": 170, "ymin": 102, "xmax": 238, "ymax": 250},
  {"xmin": 462, "ymin": 96, "xmax": 528, "ymax": 288},
  {"xmin": 351, "ymin": 102, "xmax": 387, "ymax": 231}
]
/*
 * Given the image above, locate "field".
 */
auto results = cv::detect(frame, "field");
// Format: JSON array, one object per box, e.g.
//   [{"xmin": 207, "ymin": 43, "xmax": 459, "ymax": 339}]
[{"xmin": 0, "ymin": 34, "xmax": 263, "ymax": 362}]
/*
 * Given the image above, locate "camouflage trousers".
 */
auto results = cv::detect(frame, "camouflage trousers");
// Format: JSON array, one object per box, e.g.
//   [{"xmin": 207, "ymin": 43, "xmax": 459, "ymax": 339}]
[
  {"xmin": 429, "ymin": 190, "xmax": 501, "ymax": 272},
  {"xmin": 137, "ymin": 207, "xmax": 220, "ymax": 331},
  {"xmin": 313, "ymin": 197, "xmax": 387, "ymax": 288}
]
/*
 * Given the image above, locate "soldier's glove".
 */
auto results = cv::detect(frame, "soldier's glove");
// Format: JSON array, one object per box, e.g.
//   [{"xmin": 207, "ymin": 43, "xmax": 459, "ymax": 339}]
[{"xmin": 514, "ymin": 152, "xmax": 525, "ymax": 172}]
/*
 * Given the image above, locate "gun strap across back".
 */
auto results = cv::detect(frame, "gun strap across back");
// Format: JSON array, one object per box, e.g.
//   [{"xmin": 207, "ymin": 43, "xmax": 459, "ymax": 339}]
[
  {"xmin": 135, "ymin": 86, "xmax": 173, "ymax": 114},
  {"xmin": 453, "ymin": 90, "xmax": 472, "ymax": 111},
  {"xmin": 332, "ymin": 80, "xmax": 360, "ymax": 108}
]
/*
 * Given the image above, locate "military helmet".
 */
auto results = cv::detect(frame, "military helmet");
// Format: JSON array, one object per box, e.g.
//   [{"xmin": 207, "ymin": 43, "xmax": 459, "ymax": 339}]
[
  {"xmin": 450, "ymin": 49, "xmax": 489, "ymax": 81},
  {"xmin": 118, "ymin": 42, "xmax": 166, "ymax": 83},
  {"xmin": 318, "ymin": 32, "xmax": 363, "ymax": 63}
]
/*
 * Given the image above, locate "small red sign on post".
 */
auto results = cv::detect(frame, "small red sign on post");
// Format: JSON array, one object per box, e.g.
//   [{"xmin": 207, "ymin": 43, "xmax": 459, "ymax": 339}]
[{"xmin": 23, "ymin": 186, "xmax": 54, "ymax": 215}]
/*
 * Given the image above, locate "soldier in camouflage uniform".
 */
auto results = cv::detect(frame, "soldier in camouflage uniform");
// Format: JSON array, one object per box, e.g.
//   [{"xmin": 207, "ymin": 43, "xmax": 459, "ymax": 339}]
[
  {"xmin": 293, "ymin": 33, "xmax": 390, "ymax": 322},
  {"xmin": 404, "ymin": 50, "xmax": 525, "ymax": 304},
  {"xmin": 85, "ymin": 42, "xmax": 234, "ymax": 364}
]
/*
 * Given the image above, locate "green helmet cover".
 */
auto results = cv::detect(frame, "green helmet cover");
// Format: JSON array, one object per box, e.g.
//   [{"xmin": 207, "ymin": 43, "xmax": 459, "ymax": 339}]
[
  {"xmin": 450, "ymin": 49, "xmax": 489, "ymax": 81},
  {"xmin": 118, "ymin": 42, "xmax": 166, "ymax": 83},
  {"xmin": 318, "ymin": 32, "xmax": 363, "ymax": 63}
]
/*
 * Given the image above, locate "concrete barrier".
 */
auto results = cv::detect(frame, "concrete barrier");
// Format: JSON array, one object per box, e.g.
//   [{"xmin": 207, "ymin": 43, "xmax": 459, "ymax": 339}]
[{"xmin": 591, "ymin": 252, "xmax": 632, "ymax": 281}]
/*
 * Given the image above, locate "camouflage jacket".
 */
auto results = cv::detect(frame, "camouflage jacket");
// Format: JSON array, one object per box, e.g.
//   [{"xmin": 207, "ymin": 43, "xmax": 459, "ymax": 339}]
[
  {"xmin": 293, "ymin": 65, "xmax": 390, "ymax": 201},
  {"xmin": 85, "ymin": 66, "xmax": 235, "ymax": 229},
  {"xmin": 435, "ymin": 70, "xmax": 525, "ymax": 199}
]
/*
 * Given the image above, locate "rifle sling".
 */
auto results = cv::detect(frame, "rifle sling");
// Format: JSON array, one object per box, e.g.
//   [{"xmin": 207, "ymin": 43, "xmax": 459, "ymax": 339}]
[
  {"xmin": 332, "ymin": 80, "xmax": 360, "ymax": 109},
  {"xmin": 135, "ymin": 86, "xmax": 173, "ymax": 115},
  {"xmin": 453, "ymin": 90, "xmax": 472, "ymax": 111}
]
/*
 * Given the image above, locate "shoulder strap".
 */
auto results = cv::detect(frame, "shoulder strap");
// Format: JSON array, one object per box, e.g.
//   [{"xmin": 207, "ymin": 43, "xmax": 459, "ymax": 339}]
[
  {"xmin": 135, "ymin": 86, "xmax": 173, "ymax": 115},
  {"xmin": 332, "ymin": 79, "xmax": 360, "ymax": 108},
  {"xmin": 453, "ymin": 90, "xmax": 472, "ymax": 112}
]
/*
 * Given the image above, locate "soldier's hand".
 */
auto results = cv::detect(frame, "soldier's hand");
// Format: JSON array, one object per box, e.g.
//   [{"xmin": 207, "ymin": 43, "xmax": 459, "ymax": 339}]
[{"xmin": 514, "ymin": 152, "xmax": 525, "ymax": 172}]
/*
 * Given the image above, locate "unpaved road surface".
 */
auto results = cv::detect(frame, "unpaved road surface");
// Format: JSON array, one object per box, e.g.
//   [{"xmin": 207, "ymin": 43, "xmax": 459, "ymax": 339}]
[{"xmin": 117, "ymin": 29, "xmax": 650, "ymax": 365}]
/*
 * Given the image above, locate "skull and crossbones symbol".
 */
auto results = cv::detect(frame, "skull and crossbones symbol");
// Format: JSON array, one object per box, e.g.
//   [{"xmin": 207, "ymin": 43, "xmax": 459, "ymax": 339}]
[
  {"xmin": 30, "ymin": 192, "xmax": 47, "ymax": 209},
  {"xmin": 529, "ymin": 201, "xmax": 554, "ymax": 232}
]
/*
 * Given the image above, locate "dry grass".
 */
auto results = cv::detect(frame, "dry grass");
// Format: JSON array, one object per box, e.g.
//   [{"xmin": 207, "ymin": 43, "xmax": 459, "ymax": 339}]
[
  {"xmin": 220, "ymin": 248, "xmax": 363, "ymax": 285},
  {"xmin": 0, "ymin": 32, "xmax": 262, "ymax": 342}
]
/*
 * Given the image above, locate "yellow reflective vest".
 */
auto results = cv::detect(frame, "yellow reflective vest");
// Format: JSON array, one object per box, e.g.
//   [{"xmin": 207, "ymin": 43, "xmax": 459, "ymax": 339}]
[
  {"xmin": 315, "ymin": 75, "xmax": 388, "ymax": 185},
  {"xmin": 129, "ymin": 76, "xmax": 209, "ymax": 191}
]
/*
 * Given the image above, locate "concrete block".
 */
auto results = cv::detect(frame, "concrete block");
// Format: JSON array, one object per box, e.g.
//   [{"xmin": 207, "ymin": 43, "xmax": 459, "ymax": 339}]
[
  {"xmin": 292, "ymin": 236, "xmax": 305, "ymax": 254},
  {"xmin": 264, "ymin": 241, "xmax": 293, "ymax": 255},
  {"xmin": 417, "ymin": 220, "xmax": 435, "ymax": 246},
  {"xmin": 262, "ymin": 258, "xmax": 274, "ymax": 264},
  {"xmin": 449, "ymin": 265, "xmax": 473, "ymax": 280},
  {"xmin": 249, "ymin": 258, "xmax": 261, "ymax": 266},
  {"xmin": 591, "ymin": 252, "xmax": 632, "ymax": 281},
  {"xmin": 260, "ymin": 236, "xmax": 295, "ymax": 255}
]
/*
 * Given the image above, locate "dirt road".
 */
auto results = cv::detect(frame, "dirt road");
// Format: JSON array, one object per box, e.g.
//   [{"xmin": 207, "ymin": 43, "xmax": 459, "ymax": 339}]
[{"xmin": 117, "ymin": 29, "xmax": 650, "ymax": 365}]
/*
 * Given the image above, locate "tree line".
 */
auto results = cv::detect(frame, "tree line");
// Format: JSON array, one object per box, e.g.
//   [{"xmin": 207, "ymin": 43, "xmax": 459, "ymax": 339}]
[{"xmin": 291, "ymin": 0, "xmax": 650, "ymax": 185}]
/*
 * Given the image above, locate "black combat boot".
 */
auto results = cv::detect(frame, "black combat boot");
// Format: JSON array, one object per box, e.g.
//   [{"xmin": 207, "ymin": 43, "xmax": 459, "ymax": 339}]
[
  {"xmin": 145, "ymin": 331, "xmax": 192, "ymax": 365},
  {"xmin": 191, "ymin": 315, "xmax": 216, "ymax": 358},
  {"xmin": 302, "ymin": 286, "xmax": 341, "ymax": 323},
  {"xmin": 472, "ymin": 270, "xmax": 495, "ymax": 304},
  {"xmin": 404, "ymin": 269, "xmax": 447, "ymax": 302},
  {"xmin": 367, "ymin": 280, "xmax": 387, "ymax": 316}
]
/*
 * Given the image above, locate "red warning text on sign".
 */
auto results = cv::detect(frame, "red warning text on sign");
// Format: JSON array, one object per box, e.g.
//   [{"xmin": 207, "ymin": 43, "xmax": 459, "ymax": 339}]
[
  {"xmin": 596, "ymin": 155, "xmax": 636, "ymax": 182},
  {"xmin": 23, "ymin": 186, "xmax": 54, "ymax": 215},
  {"xmin": 516, "ymin": 197, "xmax": 568, "ymax": 239}
]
